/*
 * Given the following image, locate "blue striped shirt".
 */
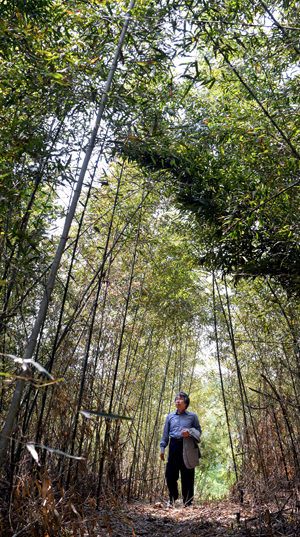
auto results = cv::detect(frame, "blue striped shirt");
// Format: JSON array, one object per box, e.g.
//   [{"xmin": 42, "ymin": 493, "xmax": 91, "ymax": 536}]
[{"xmin": 160, "ymin": 409, "xmax": 201, "ymax": 452}]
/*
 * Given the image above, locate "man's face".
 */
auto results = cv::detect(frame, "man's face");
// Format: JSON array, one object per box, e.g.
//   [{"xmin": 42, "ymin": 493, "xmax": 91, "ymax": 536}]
[{"xmin": 175, "ymin": 395, "xmax": 187, "ymax": 413}]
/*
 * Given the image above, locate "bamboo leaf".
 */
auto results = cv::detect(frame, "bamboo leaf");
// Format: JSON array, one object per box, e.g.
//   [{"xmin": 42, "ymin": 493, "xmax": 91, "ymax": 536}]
[
  {"xmin": 89, "ymin": 56, "xmax": 100, "ymax": 64},
  {"xmin": 0, "ymin": 372, "xmax": 62, "ymax": 387},
  {"xmin": 84, "ymin": 409, "xmax": 133, "ymax": 420},
  {"xmin": 79, "ymin": 411, "xmax": 93, "ymax": 419},
  {"xmin": 1, "ymin": 354, "xmax": 53, "ymax": 379},
  {"xmin": 29, "ymin": 360, "xmax": 53, "ymax": 379},
  {"xmin": 31, "ymin": 378, "xmax": 64, "ymax": 387},
  {"xmin": 26, "ymin": 442, "xmax": 39, "ymax": 463},
  {"xmin": 26, "ymin": 442, "xmax": 86, "ymax": 460}
]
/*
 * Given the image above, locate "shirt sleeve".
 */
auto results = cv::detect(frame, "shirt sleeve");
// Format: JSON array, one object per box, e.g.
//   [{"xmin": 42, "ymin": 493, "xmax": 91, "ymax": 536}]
[{"xmin": 160, "ymin": 415, "xmax": 170, "ymax": 452}]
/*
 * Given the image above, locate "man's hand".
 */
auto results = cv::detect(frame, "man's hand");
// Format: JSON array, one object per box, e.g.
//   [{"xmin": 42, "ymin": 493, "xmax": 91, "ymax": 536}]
[
  {"xmin": 160, "ymin": 451, "xmax": 165, "ymax": 461},
  {"xmin": 181, "ymin": 429, "xmax": 190, "ymax": 437}
]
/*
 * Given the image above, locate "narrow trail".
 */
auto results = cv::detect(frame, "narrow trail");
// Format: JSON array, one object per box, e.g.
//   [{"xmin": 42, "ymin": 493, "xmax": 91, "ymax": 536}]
[
  {"xmin": 94, "ymin": 499, "xmax": 299, "ymax": 536},
  {"xmin": 117, "ymin": 501, "xmax": 249, "ymax": 536}
]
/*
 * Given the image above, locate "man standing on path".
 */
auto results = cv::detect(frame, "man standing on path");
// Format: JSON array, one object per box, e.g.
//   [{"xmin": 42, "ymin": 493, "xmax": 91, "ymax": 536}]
[{"xmin": 160, "ymin": 391, "xmax": 201, "ymax": 508}]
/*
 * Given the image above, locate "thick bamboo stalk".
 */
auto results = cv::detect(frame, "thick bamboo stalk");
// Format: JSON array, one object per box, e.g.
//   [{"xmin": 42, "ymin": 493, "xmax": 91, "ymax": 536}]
[
  {"xmin": 35, "ymin": 146, "xmax": 104, "ymax": 447},
  {"xmin": 0, "ymin": 0, "xmax": 136, "ymax": 469}
]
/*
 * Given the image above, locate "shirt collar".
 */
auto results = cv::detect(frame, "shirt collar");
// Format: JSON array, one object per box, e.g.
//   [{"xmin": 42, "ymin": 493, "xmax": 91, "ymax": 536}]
[{"xmin": 175, "ymin": 409, "xmax": 187, "ymax": 415}]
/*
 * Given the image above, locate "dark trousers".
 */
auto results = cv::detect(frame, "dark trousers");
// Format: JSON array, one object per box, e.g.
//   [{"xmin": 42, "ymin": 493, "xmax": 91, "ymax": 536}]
[{"xmin": 165, "ymin": 438, "xmax": 194, "ymax": 506}]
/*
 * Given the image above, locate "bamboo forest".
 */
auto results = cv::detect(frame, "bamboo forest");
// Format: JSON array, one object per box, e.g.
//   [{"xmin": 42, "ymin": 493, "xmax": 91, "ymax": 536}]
[{"xmin": 1, "ymin": 0, "xmax": 300, "ymax": 535}]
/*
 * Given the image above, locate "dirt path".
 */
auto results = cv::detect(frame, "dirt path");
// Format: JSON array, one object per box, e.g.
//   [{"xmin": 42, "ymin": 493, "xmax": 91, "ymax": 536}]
[
  {"xmin": 94, "ymin": 499, "xmax": 299, "ymax": 536},
  {"xmin": 7, "ymin": 496, "xmax": 299, "ymax": 536},
  {"xmin": 116, "ymin": 501, "xmax": 249, "ymax": 536}
]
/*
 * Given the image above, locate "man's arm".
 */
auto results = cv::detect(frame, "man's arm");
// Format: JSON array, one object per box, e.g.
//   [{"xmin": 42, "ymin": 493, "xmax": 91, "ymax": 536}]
[
  {"xmin": 160, "ymin": 414, "xmax": 170, "ymax": 461},
  {"xmin": 187, "ymin": 414, "xmax": 201, "ymax": 443}
]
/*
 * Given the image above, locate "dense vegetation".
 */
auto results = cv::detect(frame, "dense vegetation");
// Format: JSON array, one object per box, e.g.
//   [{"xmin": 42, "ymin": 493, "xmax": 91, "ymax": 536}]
[{"xmin": 1, "ymin": 0, "xmax": 300, "ymax": 534}]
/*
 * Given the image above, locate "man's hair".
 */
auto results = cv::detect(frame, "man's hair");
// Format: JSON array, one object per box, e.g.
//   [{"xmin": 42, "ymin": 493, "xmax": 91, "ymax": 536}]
[{"xmin": 174, "ymin": 391, "xmax": 190, "ymax": 409}]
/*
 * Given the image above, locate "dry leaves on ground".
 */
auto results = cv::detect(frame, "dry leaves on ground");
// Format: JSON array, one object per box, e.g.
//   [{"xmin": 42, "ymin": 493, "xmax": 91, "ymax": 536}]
[{"xmin": 93, "ymin": 499, "xmax": 300, "ymax": 537}]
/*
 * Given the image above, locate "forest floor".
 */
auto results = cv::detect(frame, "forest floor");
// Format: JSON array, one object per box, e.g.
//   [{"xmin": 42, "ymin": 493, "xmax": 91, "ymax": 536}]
[
  {"xmin": 92, "ymin": 498, "xmax": 300, "ymax": 537},
  {"xmin": 4, "ymin": 495, "xmax": 300, "ymax": 536}
]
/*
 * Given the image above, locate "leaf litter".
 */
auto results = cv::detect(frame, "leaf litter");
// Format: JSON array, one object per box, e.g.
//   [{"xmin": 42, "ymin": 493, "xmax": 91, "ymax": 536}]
[{"xmin": 84, "ymin": 499, "xmax": 300, "ymax": 536}]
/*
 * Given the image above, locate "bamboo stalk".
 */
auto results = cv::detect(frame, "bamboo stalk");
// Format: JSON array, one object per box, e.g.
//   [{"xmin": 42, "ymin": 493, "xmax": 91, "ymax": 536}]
[
  {"xmin": 0, "ymin": 0, "xmax": 137, "ymax": 469},
  {"xmin": 212, "ymin": 273, "xmax": 238, "ymax": 482},
  {"xmin": 66, "ymin": 160, "xmax": 125, "ymax": 486},
  {"xmin": 96, "ymin": 203, "xmax": 141, "ymax": 498}
]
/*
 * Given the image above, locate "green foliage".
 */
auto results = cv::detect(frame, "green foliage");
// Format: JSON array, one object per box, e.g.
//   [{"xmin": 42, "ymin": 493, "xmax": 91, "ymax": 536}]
[
  {"xmin": 192, "ymin": 374, "xmax": 236, "ymax": 500},
  {"xmin": 116, "ymin": 0, "xmax": 300, "ymax": 294}
]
